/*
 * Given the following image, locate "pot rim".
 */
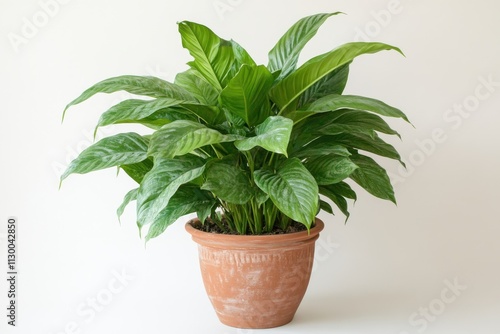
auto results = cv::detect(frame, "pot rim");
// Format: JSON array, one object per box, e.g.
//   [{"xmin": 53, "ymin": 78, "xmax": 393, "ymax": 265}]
[{"xmin": 185, "ymin": 217, "xmax": 324, "ymax": 249}]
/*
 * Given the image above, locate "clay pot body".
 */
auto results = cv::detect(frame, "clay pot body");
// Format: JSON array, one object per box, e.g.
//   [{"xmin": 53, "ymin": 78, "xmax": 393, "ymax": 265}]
[{"xmin": 185, "ymin": 218, "xmax": 324, "ymax": 329}]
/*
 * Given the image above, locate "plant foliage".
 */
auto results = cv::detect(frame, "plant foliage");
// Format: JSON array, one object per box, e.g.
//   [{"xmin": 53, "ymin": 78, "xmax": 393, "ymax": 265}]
[{"xmin": 62, "ymin": 13, "xmax": 409, "ymax": 240}]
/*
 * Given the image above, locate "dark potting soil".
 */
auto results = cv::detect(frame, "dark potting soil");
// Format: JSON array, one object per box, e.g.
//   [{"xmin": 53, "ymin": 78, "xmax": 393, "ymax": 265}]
[{"xmin": 192, "ymin": 218, "xmax": 311, "ymax": 235}]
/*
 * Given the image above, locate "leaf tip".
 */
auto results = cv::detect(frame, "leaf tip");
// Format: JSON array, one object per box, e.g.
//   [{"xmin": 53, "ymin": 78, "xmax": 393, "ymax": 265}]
[
  {"xmin": 61, "ymin": 106, "xmax": 69, "ymax": 124},
  {"xmin": 59, "ymin": 171, "xmax": 69, "ymax": 189}
]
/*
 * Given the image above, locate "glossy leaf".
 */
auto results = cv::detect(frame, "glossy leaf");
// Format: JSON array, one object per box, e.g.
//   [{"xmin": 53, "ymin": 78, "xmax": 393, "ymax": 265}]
[
  {"xmin": 137, "ymin": 156, "xmax": 206, "ymax": 228},
  {"xmin": 328, "ymin": 181, "xmax": 357, "ymax": 200},
  {"xmin": 319, "ymin": 199, "xmax": 334, "ymax": 215},
  {"xmin": 349, "ymin": 154, "xmax": 396, "ymax": 204},
  {"xmin": 302, "ymin": 94, "xmax": 410, "ymax": 123},
  {"xmin": 145, "ymin": 186, "xmax": 215, "ymax": 241},
  {"xmin": 315, "ymin": 132, "xmax": 404, "ymax": 165},
  {"xmin": 219, "ymin": 65, "xmax": 274, "ymax": 126},
  {"xmin": 305, "ymin": 154, "xmax": 358, "ymax": 185},
  {"xmin": 318, "ymin": 123, "xmax": 377, "ymax": 138},
  {"xmin": 174, "ymin": 69, "xmax": 219, "ymax": 105},
  {"xmin": 178, "ymin": 103, "xmax": 224, "ymax": 124},
  {"xmin": 323, "ymin": 109, "xmax": 401, "ymax": 137},
  {"xmin": 292, "ymin": 143, "xmax": 350, "ymax": 159},
  {"xmin": 120, "ymin": 158, "xmax": 154, "ymax": 184},
  {"xmin": 178, "ymin": 21, "xmax": 234, "ymax": 91},
  {"xmin": 268, "ymin": 13, "xmax": 341, "ymax": 79},
  {"xmin": 61, "ymin": 133, "xmax": 148, "ymax": 182},
  {"xmin": 270, "ymin": 42, "xmax": 403, "ymax": 112},
  {"xmin": 96, "ymin": 98, "xmax": 187, "ymax": 131},
  {"xmin": 232, "ymin": 40, "xmax": 256, "ymax": 67},
  {"xmin": 117, "ymin": 188, "xmax": 138, "ymax": 222},
  {"xmin": 235, "ymin": 116, "xmax": 293, "ymax": 156},
  {"xmin": 63, "ymin": 75, "xmax": 195, "ymax": 120},
  {"xmin": 254, "ymin": 158, "xmax": 318, "ymax": 228},
  {"xmin": 197, "ymin": 202, "xmax": 214, "ymax": 225},
  {"xmin": 298, "ymin": 62, "xmax": 350, "ymax": 107},
  {"xmin": 320, "ymin": 185, "xmax": 350, "ymax": 219},
  {"xmin": 129, "ymin": 108, "xmax": 196, "ymax": 129},
  {"xmin": 201, "ymin": 160, "xmax": 253, "ymax": 204},
  {"xmin": 148, "ymin": 120, "xmax": 241, "ymax": 159}
]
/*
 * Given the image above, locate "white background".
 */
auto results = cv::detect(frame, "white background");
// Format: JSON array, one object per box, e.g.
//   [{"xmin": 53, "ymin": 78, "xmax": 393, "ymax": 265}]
[{"xmin": 1, "ymin": 0, "xmax": 499, "ymax": 333}]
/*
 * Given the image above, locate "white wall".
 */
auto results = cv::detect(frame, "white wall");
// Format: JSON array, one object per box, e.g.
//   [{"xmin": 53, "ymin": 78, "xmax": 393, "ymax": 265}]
[{"xmin": 1, "ymin": 0, "xmax": 499, "ymax": 333}]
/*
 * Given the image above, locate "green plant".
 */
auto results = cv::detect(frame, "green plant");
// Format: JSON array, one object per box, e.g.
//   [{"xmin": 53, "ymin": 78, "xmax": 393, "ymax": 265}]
[{"xmin": 61, "ymin": 13, "xmax": 409, "ymax": 240}]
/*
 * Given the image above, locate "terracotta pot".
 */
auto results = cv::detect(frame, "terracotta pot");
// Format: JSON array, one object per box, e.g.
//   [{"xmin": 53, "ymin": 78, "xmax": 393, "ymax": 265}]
[{"xmin": 185, "ymin": 218, "xmax": 325, "ymax": 329}]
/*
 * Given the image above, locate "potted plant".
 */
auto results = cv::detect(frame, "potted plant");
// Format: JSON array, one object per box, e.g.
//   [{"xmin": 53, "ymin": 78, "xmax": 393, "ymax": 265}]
[{"xmin": 61, "ymin": 12, "xmax": 409, "ymax": 329}]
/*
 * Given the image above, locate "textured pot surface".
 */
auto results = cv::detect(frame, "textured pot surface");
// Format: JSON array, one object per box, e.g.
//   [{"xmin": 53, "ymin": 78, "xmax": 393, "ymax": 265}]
[{"xmin": 185, "ymin": 218, "xmax": 324, "ymax": 329}]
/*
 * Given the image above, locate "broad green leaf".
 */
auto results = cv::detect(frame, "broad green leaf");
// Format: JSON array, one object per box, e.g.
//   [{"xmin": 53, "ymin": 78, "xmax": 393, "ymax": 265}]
[
  {"xmin": 129, "ymin": 107, "xmax": 196, "ymax": 129},
  {"xmin": 288, "ymin": 113, "xmax": 337, "ymax": 151},
  {"xmin": 219, "ymin": 65, "xmax": 274, "ymax": 126},
  {"xmin": 298, "ymin": 62, "xmax": 350, "ymax": 107},
  {"xmin": 214, "ymin": 39, "xmax": 236, "ymax": 87},
  {"xmin": 318, "ymin": 124, "xmax": 377, "ymax": 138},
  {"xmin": 254, "ymin": 158, "xmax": 319, "ymax": 228},
  {"xmin": 290, "ymin": 108, "xmax": 401, "ymax": 152},
  {"xmin": 286, "ymin": 110, "xmax": 316, "ymax": 124},
  {"xmin": 293, "ymin": 143, "xmax": 350, "ymax": 159},
  {"xmin": 319, "ymin": 185, "xmax": 350, "ymax": 219},
  {"xmin": 148, "ymin": 120, "xmax": 241, "ymax": 159},
  {"xmin": 178, "ymin": 21, "xmax": 234, "ymax": 91},
  {"xmin": 121, "ymin": 158, "xmax": 154, "ymax": 183},
  {"xmin": 268, "ymin": 13, "xmax": 342, "ymax": 79},
  {"xmin": 319, "ymin": 199, "xmax": 334, "ymax": 215},
  {"xmin": 63, "ymin": 75, "xmax": 195, "ymax": 120},
  {"xmin": 117, "ymin": 188, "xmax": 138, "ymax": 222},
  {"xmin": 174, "ymin": 69, "xmax": 219, "ymax": 105},
  {"xmin": 305, "ymin": 154, "xmax": 358, "ymax": 185},
  {"xmin": 328, "ymin": 181, "xmax": 357, "ymax": 200},
  {"xmin": 201, "ymin": 160, "xmax": 253, "ymax": 204},
  {"xmin": 313, "ymin": 132, "xmax": 404, "ymax": 165},
  {"xmin": 270, "ymin": 42, "xmax": 403, "ymax": 112},
  {"xmin": 179, "ymin": 103, "xmax": 224, "ymax": 124},
  {"xmin": 324, "ymin": 109, "xmax": 401, "ymax": 137},
  {"xmin": 61, "ymin": 133, "xmax": 148, "ymax": 182},
  {"xmin": 223, "ymin": 108, "xmax": 246, "ymax": 127},
  {"xmin": 145, "ymin": 186, "xmax": 215, "ymax": 241},
  {"xmin": 137, "ymin": 156, "xmax": 206, "ymax": 228},
  {"xmin": 232, "ymin": 40, "xmax": 256, "ymax": 67},
  {"xmin": 235, "ymin": 116, "xmax": 293, "ymax": 156},
  {"xmin": 197, "ymin": 202, "xmax": 214, "ymax": 225},
  {"xmin": 174, "ymin": 68, "xmax": 219, "ymax": 105},
  {"xmin": 349, "ymin": 154, "xmax": 396, "ymax": 204},
  {"xmin": 301, "ymin": 94, "xmax": 410, "ymax": 123},
  {"xmin": 214, "ymin": 122, "xmax": 248, "ymax": 137},
  {"xmin": 96, "ymin": 98, "xmax": 187, "ymax": 132}
]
